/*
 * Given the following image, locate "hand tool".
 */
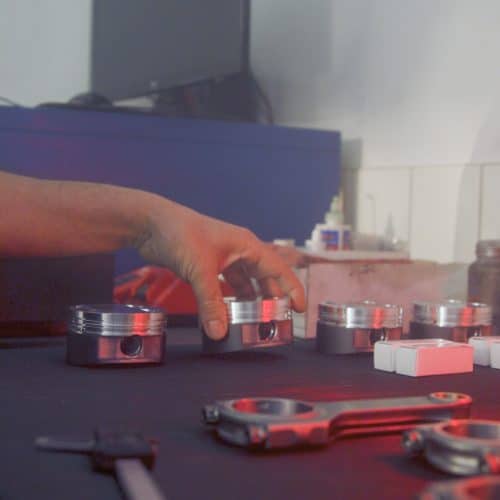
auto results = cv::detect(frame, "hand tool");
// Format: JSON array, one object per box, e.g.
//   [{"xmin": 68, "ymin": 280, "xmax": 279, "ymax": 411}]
[{"xmin": 36, "ymin": 429, "xmax": 167, "ymax": 500}]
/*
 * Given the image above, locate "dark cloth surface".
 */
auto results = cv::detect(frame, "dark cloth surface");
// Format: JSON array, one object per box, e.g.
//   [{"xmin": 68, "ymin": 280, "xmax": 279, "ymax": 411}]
[{"xmin": 0, "ymin": 329, "xmax": 499, "ymax": 500}]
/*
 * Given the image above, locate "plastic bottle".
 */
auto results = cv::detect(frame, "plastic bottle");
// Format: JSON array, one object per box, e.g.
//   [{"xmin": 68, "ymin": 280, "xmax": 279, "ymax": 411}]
[{"xmin": 305, "ymin": 193, "xmax": 351, "ymax": 251}]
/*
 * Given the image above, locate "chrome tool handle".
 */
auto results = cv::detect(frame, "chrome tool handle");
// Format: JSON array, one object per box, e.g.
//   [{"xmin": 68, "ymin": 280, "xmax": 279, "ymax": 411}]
[{"xmin": 115, "ymin": 459, "xmax": 167, "ymax": 500}]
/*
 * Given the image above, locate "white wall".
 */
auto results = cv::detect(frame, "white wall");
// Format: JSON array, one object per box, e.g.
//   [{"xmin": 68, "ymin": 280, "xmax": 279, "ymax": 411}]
[
  {"xmin": 0, "ymin": 0, "xmax": 92, "ymax": 106},
  {"xmin": 251, "ymin": 0, "xmax": 500, "ymax": 262}
]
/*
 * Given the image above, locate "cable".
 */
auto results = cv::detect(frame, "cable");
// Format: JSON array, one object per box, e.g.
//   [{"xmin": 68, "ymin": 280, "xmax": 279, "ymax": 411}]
[
  {"xmin": 250, "ymin": 73, "xmax": 274, "ymax": 125},
  {"xmin": 0, "ymin": 96, "xmax": 22, "ymax": 107}
]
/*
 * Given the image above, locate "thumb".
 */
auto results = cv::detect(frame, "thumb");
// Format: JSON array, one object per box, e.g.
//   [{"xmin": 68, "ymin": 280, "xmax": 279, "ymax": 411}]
[{"xmin": 190, "ymin": 265, "xmax": 228, "ymax": 340}]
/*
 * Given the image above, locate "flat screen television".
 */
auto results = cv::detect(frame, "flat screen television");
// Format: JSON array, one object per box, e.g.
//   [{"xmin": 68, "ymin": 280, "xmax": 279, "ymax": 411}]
[{"xmin": 91, "ymin": 0, "xmax": 250, "ymax": 101}]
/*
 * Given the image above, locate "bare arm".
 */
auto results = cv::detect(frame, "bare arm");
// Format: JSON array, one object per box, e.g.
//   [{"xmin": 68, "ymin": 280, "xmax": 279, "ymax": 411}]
[
  {"xmin": 0, "ymin": 171, "xmax": 305, "ymax": 338},
  {"xmin": 0, "ymin": 171, "xmax": 160, "ymax": 256}
]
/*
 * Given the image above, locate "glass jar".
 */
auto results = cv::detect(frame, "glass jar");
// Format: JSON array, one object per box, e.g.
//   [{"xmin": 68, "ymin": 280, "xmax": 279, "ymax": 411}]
[{"xmin": 468, "ymin": 240, "xmax": 500, "ymax": 334}]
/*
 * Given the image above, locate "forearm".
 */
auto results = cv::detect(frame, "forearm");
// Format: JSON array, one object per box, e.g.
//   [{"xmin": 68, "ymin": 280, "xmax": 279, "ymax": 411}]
[
  {"xmin": 0, "ymin": 170, "xmax": 306, "ymax": 339},
  {"xmin": 0, "ymin": 171, "xmax": 169, "ymax": 257}
]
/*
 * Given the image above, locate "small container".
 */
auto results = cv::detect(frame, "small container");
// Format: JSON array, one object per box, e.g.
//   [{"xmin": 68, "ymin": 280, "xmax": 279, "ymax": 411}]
[
  {"xmin": 468, "ymin": 240, "xmax": 500, "ymax": 334},
  {"xmin": 67, "ymin": 304, "xmax": 167, "ymax": 366},
  {"xmin": 409, "ymin": 300, "xmax": 492, "ymax": 342},
  {"xmin": 202, "ymin": 297, "xmax": 293, "ymax": 354},
  {"xmin": 316, "ymin": 300, "xmax": 403, "ymax": 354}
]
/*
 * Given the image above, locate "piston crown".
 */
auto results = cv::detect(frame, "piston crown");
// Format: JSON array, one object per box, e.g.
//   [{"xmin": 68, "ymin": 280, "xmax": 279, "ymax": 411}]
[
  {"xmin": 69, "ymin": 304, "xmax": 167, "ymax": 336},
  {"xmin": 225, "ymin": 297, "xmax": 291, "ymax": 324},
  {"xmin": 318, "ymin": 301, "xmax": 403, "ymax": 329},
  {"xmin": 412, "ymin": 300, "xmax": 492, "ymax": 327}
]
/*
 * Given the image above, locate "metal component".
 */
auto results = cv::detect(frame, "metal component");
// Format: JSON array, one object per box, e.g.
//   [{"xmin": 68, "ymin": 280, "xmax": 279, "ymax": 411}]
[
  {"xmin": 202, "ymin": 405, "xmax": 220, "ymax": 424},
  {"xmin": 402, "ymin": 429, "xmax": 425, "ymax": 455},
  {"xmin": 225, "ymin": 296, "xmax": 291, "ymax": 324},
  {"xmin": 410, "ymin": 301, "xmax": 492, "ymax": 342},
  {"xmin": 69, "ymin": 304, "xmax": 167, "ymax": 336},
  {"xmin": 318, "ymin": 301, "xmax": 403, "ymax": 329},
  {"xmin": 419, "ymin": 475, "xmax": 500, "ymax": 500},
  {"xmin": 317, "ymin": 301, "xmax": 403, "ymax": 354},
  {"xmin": 35, "ymin": 436, "xmax": 95, "ymax": 453},
  {"xmin": 412, "ymin": 300, "xmax": 492, "ymax": 328},
  {"xmin": 202, "ymin": 297, "xmax": 293, "ymax": 354},
  {"xmin": 402, "ymin": 419, "xmax": 500, "ymax": 476},
  {"xmin": 203, "ymin": 392, "xmax": 471, "ymax": 450},
  {"xmin": 67, "ymin": 304, "xmax": 167, "ymax": 366},
  {"xmin": 115, "ymin": 459, "xmax": 166, "ymax": 500},
  {"xmin": 247, "ymin": 425, "xmax": 268, "ymax": 445},
  {"xmin": 36, "ymin": 430, "xmax": 166, "ymax": 500}
]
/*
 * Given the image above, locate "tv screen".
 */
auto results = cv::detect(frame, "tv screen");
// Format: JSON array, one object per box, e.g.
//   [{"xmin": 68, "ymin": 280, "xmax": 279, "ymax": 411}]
[{"xmin": 91, "ymin": 0, "xmax": 249, "ymax": 101}]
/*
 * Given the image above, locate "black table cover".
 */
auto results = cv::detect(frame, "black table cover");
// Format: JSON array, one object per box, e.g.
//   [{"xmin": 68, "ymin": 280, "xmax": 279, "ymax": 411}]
[{"xmin": 1, "ymin": 329, "xmax": 499, "ymax": 500}]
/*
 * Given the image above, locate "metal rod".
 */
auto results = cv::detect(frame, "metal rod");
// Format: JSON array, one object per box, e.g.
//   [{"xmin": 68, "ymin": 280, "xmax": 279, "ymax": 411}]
[{"xmin": 115, "ymin": 459, "xmax": 167, "ymax": 500}]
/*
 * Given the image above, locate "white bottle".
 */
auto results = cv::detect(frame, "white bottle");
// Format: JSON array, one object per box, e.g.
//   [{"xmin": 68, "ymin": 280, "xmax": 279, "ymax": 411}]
[{"xmin": 306, "ymin": 192, "xmax": 351, "ymax": 251}]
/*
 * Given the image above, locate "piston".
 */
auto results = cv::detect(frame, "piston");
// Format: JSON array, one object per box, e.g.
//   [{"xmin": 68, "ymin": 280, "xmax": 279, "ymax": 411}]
[
  {"xmin": 202, "ymin": 296, "xmax": 293, "ymax": 354},
  {"xmin": 409, "ymin": 300, "xmax": 492, "ymax": 342},
  {"xmin": 316, "ymin": 300, "xmax": 403, "ymax": 354},
  {"xmin": 67, "ymin": 304, "xmax": 167, "ymax": 366}
]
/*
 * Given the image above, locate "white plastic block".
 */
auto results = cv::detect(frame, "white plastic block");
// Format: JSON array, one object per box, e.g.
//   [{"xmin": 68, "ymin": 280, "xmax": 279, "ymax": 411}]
[
  {"xmin": 395, "ymin": 341, "xmax": 473, "ymax": 377},
  {"xmin": 374, "ymin": 340, "xmax": 400, "ymax": 372},
  {"xmin": 490, "ymin": 341, "xmax": 500, "ymax": 369},
  {"xmin": 374, "ymin": 339, "xmax": 452, "ymax": 373},
  {"xmin": 468, "ymin": 336, "xmax": 500, "ymax": 366}
]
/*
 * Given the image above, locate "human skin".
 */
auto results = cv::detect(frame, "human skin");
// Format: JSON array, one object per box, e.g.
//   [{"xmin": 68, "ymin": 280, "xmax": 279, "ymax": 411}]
[{"xmin": 0, "ymin": 171, "xmax": 306, "ymax": 338}]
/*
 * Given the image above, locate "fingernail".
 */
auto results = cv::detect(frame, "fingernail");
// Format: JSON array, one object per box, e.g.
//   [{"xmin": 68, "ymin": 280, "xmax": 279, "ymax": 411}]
[{"xmin": 206, "ymin": 319, "xmax": 227, "ymax": 340}]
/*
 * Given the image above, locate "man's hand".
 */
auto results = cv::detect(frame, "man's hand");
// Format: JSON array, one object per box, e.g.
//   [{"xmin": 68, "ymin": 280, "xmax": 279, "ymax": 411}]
[
  {"xmin": 0, "ymin": 170, "xmax": 305, "ymax": 338},
  {"xmin": 136, "ymin": 200, "xmax": 306, "ymax": 340}
]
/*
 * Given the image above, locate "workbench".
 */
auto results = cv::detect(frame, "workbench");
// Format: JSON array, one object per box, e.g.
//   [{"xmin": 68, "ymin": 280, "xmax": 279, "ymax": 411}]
[{"xmin": 1, "ymin": 329, "xmax": 498, "ymax": 499}]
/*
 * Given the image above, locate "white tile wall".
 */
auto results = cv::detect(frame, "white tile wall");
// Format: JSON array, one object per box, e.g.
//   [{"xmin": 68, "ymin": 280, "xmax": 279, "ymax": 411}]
[
  {"xmin": 342, "ymin": 164, "xmax": 482, "ymax": 263},
  {"xmin": 410, "ymin": 165, "xmax": 480, "ymax": 263},
  {"xmin": 355, "ymin": 168, "xmax": 411, "ymax": 244}
]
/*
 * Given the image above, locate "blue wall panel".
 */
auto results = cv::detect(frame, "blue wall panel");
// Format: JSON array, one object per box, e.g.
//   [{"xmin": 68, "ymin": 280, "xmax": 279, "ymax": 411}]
[{"xmin": 0, "ymin": 107, "xmax": 340, "ymax": 273}]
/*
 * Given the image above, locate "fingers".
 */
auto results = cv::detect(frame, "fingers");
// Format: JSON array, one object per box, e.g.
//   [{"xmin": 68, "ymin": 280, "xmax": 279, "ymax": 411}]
[
  {"xmin": 189, "ymin": 264, "xmax": 228, "ymax": 340},
  {"xmin": 222, "ymin": 261, "xmax": 257, "ymax": 300},
  {"xmin": 257, "ymin": 276, "xmax": 283, "ymax": 298},
  {"xmin": 223, "ymin": 264, "xmax": 283, "ymax": 301},
  {"xmin": 242, "ymin": 243, "xmax": 306, "ymax": 313}
]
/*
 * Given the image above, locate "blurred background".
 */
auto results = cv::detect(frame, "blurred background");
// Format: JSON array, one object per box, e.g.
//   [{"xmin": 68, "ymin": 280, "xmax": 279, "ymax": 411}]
[{"xmin": 2, "ymin": 0, "xmax": 500, "ymax": 264}]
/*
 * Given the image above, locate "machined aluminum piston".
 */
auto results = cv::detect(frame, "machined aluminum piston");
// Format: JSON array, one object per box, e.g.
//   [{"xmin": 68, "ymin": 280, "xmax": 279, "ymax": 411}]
[
  {"xmin": 202, "ymin": 297, "xmax": 293, "ymax": 354},
  {"xmin": 409, "ymin": 300, "xmax": 492, "ymax": 342},
  {"xmin": 316, "ymin": 301, "xmax": 403, "ymax": 354},
  {"xmin": 67, "ymin": 304, "xmax": 167, "ymax": 366}
]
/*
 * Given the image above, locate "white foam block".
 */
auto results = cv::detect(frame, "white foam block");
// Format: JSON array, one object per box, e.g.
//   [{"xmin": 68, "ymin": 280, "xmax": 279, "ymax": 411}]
[
  {"xmin": 468, "ymin": 336, "xmax": 500, "ymax": 366},
  {"xmin": 395, "ymin": 341, "xmax": 473, "ymax": 377},
  {"xmin": 374, "ymin": 340, "xmax": 399, "ymax": 372},
  {"xmin": 490, "ymin": 341, "xmax": 500, "ymax": 369},
  {"xmin": 374, "ymin": 339, "xmax": 451, "ymax": 372}
]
